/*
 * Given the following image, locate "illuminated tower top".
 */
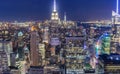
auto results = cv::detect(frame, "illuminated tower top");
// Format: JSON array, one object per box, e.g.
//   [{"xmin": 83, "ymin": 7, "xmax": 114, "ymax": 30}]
[
  {"xmin": 116, "ymin": 0, "xmax": 119, "ymax": 14},
  {"xmin": 51, "ymin": 0, "xmax": 60, "ymax": 21},
  {"xmin": 53, "ymin": 0, "xmax": 56, "ymax": 12}
]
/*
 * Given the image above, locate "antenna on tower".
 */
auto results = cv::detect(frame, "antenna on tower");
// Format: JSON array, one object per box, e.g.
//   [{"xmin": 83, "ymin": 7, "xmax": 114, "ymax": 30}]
[
  {"xmin": 116, "ymin": 0, "xmax": 119, "ymax": 14},
  {"xmin": 54, "ymin": 0, "xmax": 56, "ymax": 12}
]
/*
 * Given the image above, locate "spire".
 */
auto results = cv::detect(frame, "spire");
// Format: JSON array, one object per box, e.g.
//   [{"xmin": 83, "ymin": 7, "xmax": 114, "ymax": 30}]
[
  {"xmin": 64, "ymin": 12, "xmax": 67, "ymax": 22},
  {"xmin": 54, "ymin": 0, "xmax": 56, "ymax": 12},
  {"xmin": 116, "ymin": 0, "xmax": 119, "ymax": 14}
]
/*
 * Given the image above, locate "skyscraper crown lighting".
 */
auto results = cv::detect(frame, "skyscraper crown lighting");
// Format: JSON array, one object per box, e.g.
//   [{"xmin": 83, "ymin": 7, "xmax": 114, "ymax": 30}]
[{"xmin": 51, "ymin": 0, "xmax": 59, "ymax": 21}]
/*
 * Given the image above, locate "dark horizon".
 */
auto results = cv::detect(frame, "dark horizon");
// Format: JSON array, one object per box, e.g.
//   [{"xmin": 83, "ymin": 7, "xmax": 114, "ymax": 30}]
[{"xmin": 0, "ymin": 0, "xmax": 117, "ymax": 21}]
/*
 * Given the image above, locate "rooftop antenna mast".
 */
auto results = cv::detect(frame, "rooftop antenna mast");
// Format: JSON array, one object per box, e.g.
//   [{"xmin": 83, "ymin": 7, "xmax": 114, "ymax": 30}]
[{"xmin": 54, "ymin": 0, "xmax": 56, "ymax": 12}]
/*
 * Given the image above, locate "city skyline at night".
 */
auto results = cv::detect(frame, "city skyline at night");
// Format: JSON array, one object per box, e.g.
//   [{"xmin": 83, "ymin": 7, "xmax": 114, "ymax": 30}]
[
  {"xmin": 0, "ymin": 0, "xmax": 120, "ymax": 74},
  {"xmin": 0, "ymin": 0, "xmax": 117, "ymax": 21}
]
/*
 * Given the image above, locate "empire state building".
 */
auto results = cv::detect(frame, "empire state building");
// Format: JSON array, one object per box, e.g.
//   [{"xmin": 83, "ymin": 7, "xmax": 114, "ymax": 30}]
[{"xmin": 51, "ymin": 0, "xmax": 60, "ymax": 21}]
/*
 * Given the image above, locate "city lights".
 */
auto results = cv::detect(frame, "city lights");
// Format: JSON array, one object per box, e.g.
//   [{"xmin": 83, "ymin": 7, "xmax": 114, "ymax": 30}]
[{"xmin": 0, "ymin": 0, "xmax": 119, "ymax": 74}]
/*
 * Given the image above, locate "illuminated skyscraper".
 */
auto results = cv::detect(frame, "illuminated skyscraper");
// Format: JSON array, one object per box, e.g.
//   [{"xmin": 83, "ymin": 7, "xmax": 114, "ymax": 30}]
[
  {"xmin": 101, "ymin": 34, "xmax": 111, "ymax": 54},
  {"xmin": 0, "ymin": 51, "xmax": 8, "ymax": 73},
  {"xmin": 43, "ymin": 27, "xmax": 49, "ymax": 43},
  {"xmin": 112, "ymin": 0, "xmax": 120, "ymax": 24},
  {"xmin": 95, "ymin": 33, "xmax": 111, "ymax": 57},
  {"xmin": 0, "ymin": 41, "xmax": 13, "ymax": 66},
  {"xmin": 30, "ymin": 26, "xmax": 39, "ymax": 66},
  {"xmin": 51, "ymin": 0, "xmax": 60, "ymax": 21}
]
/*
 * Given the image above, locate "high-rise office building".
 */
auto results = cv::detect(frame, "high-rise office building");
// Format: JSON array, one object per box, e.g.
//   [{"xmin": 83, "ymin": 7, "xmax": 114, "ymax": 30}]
[
  {"xmin": 0, "ymin": 41, "xmax": 13, "ymax": 66},
  {"xmin": 0, "ymin": 51, "xmax": 9, "ymax": 73},
  {"xmin": 30, "ymin": 26, "xmax": 39, "ymax": 66},
  {"xmin": 43, "ymin": 27, "xmax": 49, "ymax": 43},
  {"xmin": 112, "ymin": 0, "xmax": 120, "ymax": 24}
]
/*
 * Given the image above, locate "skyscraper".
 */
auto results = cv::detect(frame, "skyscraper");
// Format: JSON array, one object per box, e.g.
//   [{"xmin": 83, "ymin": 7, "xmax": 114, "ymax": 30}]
[
  {"xmin": 30, "ymin": 26, "xmax": 39, "ymax": 66},
  {"xmin": 63, "ymin": 12, "xmax": 67, "ymax": 25},
  {"xmin": 0, "ymin": 41, "xmax": 13, "ymax": 66},
  {"xmin": 101, "ymin": 34, "xmax": 111, "ymax": 54},
  {"xmin": 112, "ymin": 0, "xmax": 120, "ymax": 24},
  {"xmin": 51, "ymin": 0, "xmax": 60, "ymax": 21},
  {"xmin": 0, "ymin": 51, "xmax": 8, "ymax": 73}
]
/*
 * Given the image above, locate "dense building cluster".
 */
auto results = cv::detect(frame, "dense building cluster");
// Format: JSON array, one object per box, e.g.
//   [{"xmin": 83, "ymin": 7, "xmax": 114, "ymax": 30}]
[{"xmin": 0, "ymin": 0, "xmax": 120, "ymax": 74}]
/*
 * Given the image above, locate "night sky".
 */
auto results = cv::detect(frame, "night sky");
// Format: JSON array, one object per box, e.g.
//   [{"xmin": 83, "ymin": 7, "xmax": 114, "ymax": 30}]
[{"xmin": 0, "ymin": 0, "xmax": 117, "ymax": 21}]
